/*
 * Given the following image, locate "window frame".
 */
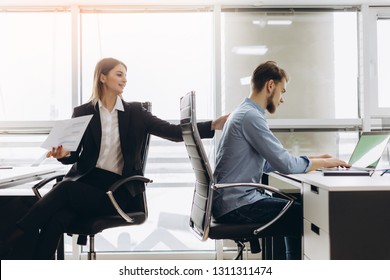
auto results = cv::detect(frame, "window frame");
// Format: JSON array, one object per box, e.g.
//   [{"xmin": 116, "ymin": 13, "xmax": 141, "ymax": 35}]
[{"xmin": 361, "ymin": 6, "xmax": 390, "ymax": 124}]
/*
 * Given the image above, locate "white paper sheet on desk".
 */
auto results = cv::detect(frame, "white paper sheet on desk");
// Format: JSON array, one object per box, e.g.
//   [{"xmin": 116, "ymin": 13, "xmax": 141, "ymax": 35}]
[{"xmin": 41, "ymin": 115, "xmax": 93, "ymax": 151}]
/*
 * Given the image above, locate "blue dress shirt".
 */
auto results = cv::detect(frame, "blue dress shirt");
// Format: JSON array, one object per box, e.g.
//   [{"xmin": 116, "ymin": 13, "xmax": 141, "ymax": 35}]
[{"xmin": 212, "ymin": 98, "xmax": 311, "ymax": 219}]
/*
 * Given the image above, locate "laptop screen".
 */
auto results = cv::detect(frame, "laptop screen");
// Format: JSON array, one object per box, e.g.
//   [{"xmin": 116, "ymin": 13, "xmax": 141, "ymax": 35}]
[{"xmin": 349, "ymin": 132, "xmax": 390, "ymax": 169}]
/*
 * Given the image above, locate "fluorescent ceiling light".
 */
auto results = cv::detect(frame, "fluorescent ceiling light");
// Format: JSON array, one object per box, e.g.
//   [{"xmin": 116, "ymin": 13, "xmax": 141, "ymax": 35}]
[
  {"xmin": 252, "ymin": 20, "xmax": 264, "ymax": 25},
  {"xmin": 232, "ymin": 45, "xmax": 268, "ymax": 55},
  {"xmin": 267, "ymin": 20, "xmax": 292, "ymax": 25}
]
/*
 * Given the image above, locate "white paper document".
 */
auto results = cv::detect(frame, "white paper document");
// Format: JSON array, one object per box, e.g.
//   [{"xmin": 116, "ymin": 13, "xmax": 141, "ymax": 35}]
[{"xmin": 41, "ymin": 115, "xmax": 93, "ymax": 151}]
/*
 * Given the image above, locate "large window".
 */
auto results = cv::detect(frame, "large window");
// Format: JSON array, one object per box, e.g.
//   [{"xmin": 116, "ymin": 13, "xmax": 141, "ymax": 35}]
[
  {"xmin": 0, "ymin": 11, "xmax": 71, "ymax": 166},
  {"xmin": 365, "ymin": 7, "xmax": 390, "ymax": 123},
  {"xmin": 0, "ymin": 11, "xmax": 72, "ymax": 121},
  {"xmin": 80, "ymin": 12, "xmax": 213, "ymax": 119},
  {"xmin": 221, "ymin": 8, "xmax": 359, "ymax": 160},
  {"xmin": 377, "ymin": 18, "xmax": 390, "ymax": 109},
  {"xmin": 221, "ymin": 9, "xmax": 358, "ymax": 120}
]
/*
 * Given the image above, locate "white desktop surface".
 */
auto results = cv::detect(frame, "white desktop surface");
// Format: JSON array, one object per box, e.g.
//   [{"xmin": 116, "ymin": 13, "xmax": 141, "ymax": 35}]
[
  {"xmin": 0, "ymin": 165, "xmax": 66, "ymax": 195},
  {"xmin": 284, "ymin": 171, "xmax": 390, "ymax": 191}
]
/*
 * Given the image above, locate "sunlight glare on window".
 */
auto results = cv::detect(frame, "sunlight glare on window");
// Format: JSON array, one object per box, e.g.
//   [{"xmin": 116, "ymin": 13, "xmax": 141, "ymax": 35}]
[
  {"xmin": 0, "ymin": 12, "xmax": 71, "ymax": 121},
  {"xmin": 334, "ymin": 12, "xmax": 358, "ymax": 118},
  {"xmin": 81, "ymin": 13, "xmax": 213, "ymax": 120}
]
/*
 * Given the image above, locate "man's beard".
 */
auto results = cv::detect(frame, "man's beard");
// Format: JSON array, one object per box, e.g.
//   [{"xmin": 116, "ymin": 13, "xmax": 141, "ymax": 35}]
[{"xmin": 266, "ymin": 90, "xmax": 276, "ymax": 114}]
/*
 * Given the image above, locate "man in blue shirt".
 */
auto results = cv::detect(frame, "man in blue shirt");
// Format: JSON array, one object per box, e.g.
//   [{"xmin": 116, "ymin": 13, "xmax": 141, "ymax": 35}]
[{"xmin": 213, "ymin": 61, "xmax": 350, "ymax": 259}]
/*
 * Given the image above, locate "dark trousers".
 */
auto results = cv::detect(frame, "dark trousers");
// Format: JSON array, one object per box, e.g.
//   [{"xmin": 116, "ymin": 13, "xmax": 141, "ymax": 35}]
[
  {"xmin": 17, "ymin": 168, "xmax": 124, "ymax": 259},
  {"xmin": 216, "ymin": 196, "xmax": 303, "ymax": 260}
]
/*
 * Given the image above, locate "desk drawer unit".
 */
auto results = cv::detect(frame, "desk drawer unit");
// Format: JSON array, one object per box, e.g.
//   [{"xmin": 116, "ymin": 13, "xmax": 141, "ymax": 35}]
[
  {"xmin": 271, "ymin": 173, "xmax": 390, "ymax": 259},
  {"xmin": 303, "ymin": 183, "xmax": 330, "ymax": 259},
  {"xmin": 303, "ymin": 219, "xmax": 330, "ymax": 260},
  {"xmin": 303, "ymin": 183, "xmax": 329, "ymax": 232}
]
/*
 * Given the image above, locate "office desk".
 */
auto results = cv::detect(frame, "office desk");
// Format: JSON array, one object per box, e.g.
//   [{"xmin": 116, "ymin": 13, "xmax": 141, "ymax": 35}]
[
  {"xmin": 0, "ymin": 165, "xmax": 66, "ymax": 259},
  {"xmin": 0, "ymin": 165, "xmax": 65, "ymax": 192},
  {"xmin": 268, "ymin": 171, "xmax": 390, "ymax": 260}
]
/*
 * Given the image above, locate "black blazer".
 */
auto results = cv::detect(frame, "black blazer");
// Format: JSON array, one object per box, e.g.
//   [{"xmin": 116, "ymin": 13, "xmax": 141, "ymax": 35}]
[{"xmin": 58, "ymin": 100, "xmax": 214, "ymax": 196}]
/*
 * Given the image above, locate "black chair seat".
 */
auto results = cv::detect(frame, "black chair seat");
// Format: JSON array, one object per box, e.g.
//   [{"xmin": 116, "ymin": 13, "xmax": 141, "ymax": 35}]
[
  {"xmin": 66, "ymin": 211, "xmax": 147, "ymax": 236},
  {"xmin": 209, "ymin": 219, "xmax": 293, "ymax": 240},
  {"xmin": 209, "ymin": 221, "xmax": 268, "ymax": 240}
]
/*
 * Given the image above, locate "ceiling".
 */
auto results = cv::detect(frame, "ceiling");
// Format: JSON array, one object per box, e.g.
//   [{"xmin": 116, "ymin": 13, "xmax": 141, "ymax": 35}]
[{"xmin": 0, "ymin": 0, "xmax": 389, "ymax": 7}]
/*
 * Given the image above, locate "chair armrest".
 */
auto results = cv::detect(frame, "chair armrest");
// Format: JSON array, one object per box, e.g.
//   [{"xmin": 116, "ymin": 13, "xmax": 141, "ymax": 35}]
[
  {"xmin": 214, "ymin": 182, "xmax": 295, "ymax": 201},
  {"xmin": 213, "ymin": 182, "xmax": 295, "ymax": 235},
  {"xmin": 32, "ymin": 174, "xmax": 66, "ymax": 199},
  {"xmin": 106, "ymin": 175, "xmax": 152, "ymax": 223},
  {"xmin": 107, "ymin": 175, "xmax": 153, "ymax": 193}
]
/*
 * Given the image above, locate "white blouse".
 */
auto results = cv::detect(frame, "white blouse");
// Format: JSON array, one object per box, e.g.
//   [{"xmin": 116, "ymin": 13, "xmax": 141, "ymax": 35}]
[{"xmin": 96, "ymin": 96, "xmax": 124, "ymax": 175}]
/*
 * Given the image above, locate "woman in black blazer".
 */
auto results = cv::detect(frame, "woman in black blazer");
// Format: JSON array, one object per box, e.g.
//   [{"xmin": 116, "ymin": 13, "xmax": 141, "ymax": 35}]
[{"xmin": 0, "ymin": 57, "xmax": 227, "ymax": 259}]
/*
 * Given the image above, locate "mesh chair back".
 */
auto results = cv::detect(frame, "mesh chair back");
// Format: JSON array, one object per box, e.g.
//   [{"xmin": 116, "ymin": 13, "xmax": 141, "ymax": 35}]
[
  {"xmin": 180, "ymin": 91, "xmax": 214, "ymax": 241},
  {"xmin": 128, "ymin": 101, "xmax": 152, "ymax": 215},
  {"xmin": 141, "ymin": 102, "xmax": 152, "ymax": 174}
]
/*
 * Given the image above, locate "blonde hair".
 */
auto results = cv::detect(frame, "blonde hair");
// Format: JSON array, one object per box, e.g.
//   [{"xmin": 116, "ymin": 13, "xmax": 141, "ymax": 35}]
[{"xmin": 89, "ymin": 57, "xmax": 127, "ymax": 105}]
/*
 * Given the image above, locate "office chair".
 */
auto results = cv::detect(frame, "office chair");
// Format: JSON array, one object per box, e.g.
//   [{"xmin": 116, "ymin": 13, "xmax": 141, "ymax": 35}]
[
  {"xmin": 180, "ymin": 91, "xmax": 296, "ymax": 260},
  {"xmin": 32, "ymin": 102, "xmax": 152, "ymax": 260}
]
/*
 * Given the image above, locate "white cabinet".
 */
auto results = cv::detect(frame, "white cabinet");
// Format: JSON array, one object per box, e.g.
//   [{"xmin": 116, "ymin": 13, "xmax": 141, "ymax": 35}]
[
  {"xmin": 302, "ymin": 183, "xmax": 330, "ymax": 260},
  {"xmin": 303, "ymin": 219, "xmax": 330, "ymax": 260}
]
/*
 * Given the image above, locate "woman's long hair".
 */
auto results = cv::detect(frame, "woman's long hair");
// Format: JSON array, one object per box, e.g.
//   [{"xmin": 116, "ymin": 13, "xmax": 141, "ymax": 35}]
[{"xmin": 89, "ymin": 57, "xmax": 127, "ymax": 105}]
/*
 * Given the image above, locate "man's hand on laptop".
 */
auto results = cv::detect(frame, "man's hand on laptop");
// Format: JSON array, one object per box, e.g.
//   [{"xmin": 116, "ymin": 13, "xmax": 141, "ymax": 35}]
[{"xmin": 308, "ymin": 156, "xmax": 351, "ymax": 172}]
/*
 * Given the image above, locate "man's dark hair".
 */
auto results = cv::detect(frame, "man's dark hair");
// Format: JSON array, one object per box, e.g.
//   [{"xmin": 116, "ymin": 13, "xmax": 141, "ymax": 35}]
[{"xmin": 251, "ymin": 61, "xmax": 288, "ymax": 92}]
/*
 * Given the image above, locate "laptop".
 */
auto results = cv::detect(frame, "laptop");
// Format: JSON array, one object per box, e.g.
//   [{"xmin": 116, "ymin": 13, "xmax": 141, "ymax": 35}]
[{"xmin": 321, "ymin": 131, "xmax": 390, "ymax": 176}]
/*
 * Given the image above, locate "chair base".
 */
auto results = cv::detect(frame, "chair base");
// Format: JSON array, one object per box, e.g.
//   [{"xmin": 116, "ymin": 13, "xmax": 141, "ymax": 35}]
[
  {"xmin": 88, "ymin": 235, "xmax": 96, "ymax": 260},
  {"xmin": 233, "ymin": 239, "xmax": 262, "ymax": 260},
  {"xmin": 233, "ymin": 237, "xmax": 286, "ymax": 260},
  {"xmin": 234, "ymin": 241, "xmax": 245, "ymax": 260},
  {"xmin": 56, "ymin": 234, "xmax": 97, "ymax": 260}
]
